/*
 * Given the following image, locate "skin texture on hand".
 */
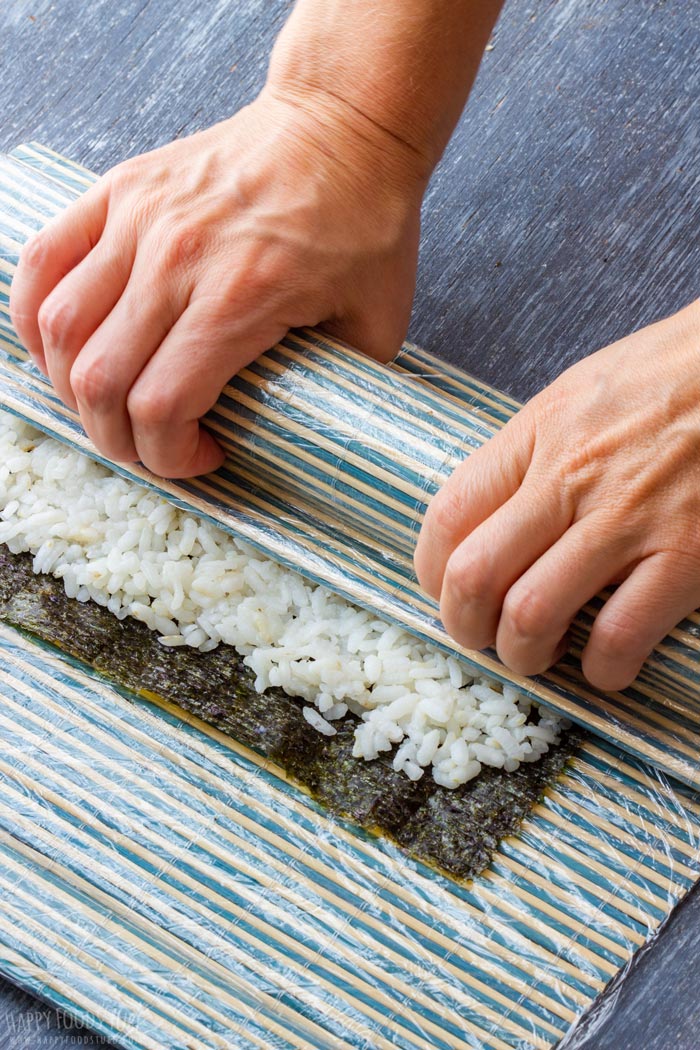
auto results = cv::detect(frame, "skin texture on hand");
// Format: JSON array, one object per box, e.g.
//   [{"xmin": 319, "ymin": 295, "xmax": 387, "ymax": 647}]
[
  {"xmin": 414, "ymin": 299, "xmax": 700, "ymax": 692},
  {"xmin": 9, "ymin": 0, "xmax": 502, "ymax": 480},
  {"xmin": 9, "ymin": 0, "xmax": 504, "ymax": 481},
  {"xmin": 12, "ymin": 0, "xmax": 686, "ymax": 694},
  {"xmin": 9, "ymin": 89, "xmax": 425, "ymax": 478}
]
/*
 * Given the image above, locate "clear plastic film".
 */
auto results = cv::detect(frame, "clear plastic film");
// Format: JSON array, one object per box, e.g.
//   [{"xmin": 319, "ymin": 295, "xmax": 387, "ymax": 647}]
[
  {"xmin": 2, "ymin": 145, "xmax": 700, "ymax": 788},
  {"xmin": 0, "ymin": 618, "xmax": 699, "ymax": 1050},
  {"xmin": 0, "ymin": 145, "xmax": 700, "ymax": 1050}
]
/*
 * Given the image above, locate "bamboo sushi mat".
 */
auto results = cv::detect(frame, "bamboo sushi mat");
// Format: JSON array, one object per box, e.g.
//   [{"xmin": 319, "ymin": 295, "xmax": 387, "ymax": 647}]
[
  {"xmin": 3, "ymin": 144, "xmax": 700, "ymax": 790},
  {"xmin": 1, "ymin": 618, "xmax": 699, "ymax": 1050},
  {"xmin": 1, "ymin": 144, "xmax": 700, "ymax": 1048}
]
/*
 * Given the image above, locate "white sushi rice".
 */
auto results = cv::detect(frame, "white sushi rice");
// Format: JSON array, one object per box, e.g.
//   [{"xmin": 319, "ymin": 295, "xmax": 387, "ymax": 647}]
[{"xmin": 0, "ymin": 411, "xmax": 568, "ymax": 788}]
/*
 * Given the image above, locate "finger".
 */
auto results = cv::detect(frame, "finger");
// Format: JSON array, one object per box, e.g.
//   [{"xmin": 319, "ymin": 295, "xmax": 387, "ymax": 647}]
[
  {"xmin": 320, "ymin": 306, "xmax": 407, "ymax": 364},
  {"xmin": 42, "ymin": 232, "xmax": 136, "ymax": 411},
  {"xmin": 414, "ymin": 414, "xmax": 535, "ymax": 601},
  {"xmin": 320, "ymin": 243, "xmax": 418, "ymax": 363},
  {"xmin": 125, "ymin": 300, "xmax": 289, "ymax": 478},
  {"xmin": 439, "ymin": 481, "xmax": 569, "ymax": 652},
  {"xmin": 582, "ymin": 552, "xmax": 700, "ymax": 692},
  {"xmin": 10, "ymin": 185, "xmax": 109, "ymax": 368},
  {"xmin": 69, "ymin": 260, "xmax": 183, "ymax": 462},
  {"xmin": 495, "ymin": 514, "xmax": 627, "ymax": 676}
]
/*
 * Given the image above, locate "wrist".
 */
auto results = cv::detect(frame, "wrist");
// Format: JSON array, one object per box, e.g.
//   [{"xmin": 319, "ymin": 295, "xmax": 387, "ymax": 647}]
[
  {"xmin": 266, "ymin": 0, "xmax": 502, "ymax": 187},
  {"xmin": 266, "ymin": 19, "xmax": 434, "ymax": 186},
  {"xmin": 261, "ymin": 78, "xmax": 433, "ymax": 198},
  {"xmin": 664, "ymin": 296, "xmax": 700, "ymax": 344},
  {"xmin": 685, "ymin": 296, "xmax": 700, "ymax": 326}
]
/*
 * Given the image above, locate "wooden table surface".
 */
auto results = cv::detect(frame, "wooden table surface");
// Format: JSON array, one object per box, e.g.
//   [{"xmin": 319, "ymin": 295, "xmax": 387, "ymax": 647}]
[{"xmin": 1, "ymin": 0, "xmax": 699, "ymax": 1046}]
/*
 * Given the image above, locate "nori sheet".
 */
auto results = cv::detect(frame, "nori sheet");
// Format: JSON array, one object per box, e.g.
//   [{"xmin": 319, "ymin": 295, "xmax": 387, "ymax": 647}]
[{"xmin": 0, "ymin": 545, "xmax": 581, "ymax": 881}]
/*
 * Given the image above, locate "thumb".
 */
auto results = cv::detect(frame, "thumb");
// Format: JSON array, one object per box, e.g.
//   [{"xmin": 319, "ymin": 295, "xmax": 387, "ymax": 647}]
[
  {"xmin": 319, "ymin": 310, "xmax": 407, "ymax": 363},
  {"xmin": 319, "ymin": 223, "xmax": 420, "ymax": 362}
]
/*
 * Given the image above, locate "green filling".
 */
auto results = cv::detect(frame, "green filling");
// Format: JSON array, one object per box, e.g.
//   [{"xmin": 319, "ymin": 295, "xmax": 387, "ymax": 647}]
[{"xmin": 0, "ymin": 545, "xmax": 581, "ymax": 881}]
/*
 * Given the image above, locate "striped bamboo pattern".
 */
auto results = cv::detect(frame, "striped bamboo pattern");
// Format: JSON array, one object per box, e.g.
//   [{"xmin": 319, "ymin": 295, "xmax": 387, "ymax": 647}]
[
  {"xmin": 0, "ymin": 617, "xmax": 698, "ymax": 1050},
  {"xmin": 2, "ymin": 144, "xmax": 700, "ymax": 791}
]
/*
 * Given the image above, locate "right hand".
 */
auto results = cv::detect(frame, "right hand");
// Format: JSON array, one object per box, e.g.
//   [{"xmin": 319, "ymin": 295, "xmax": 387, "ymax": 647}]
[{"xmin": 10, "ymin": 86, "xmax": 426, "ymax": 478}]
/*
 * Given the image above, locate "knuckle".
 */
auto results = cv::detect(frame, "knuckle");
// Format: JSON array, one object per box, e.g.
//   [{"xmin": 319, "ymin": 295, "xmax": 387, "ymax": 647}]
[
  {"xmin": 424, "ymin": 481, "xmax": 466, "ymax": 540},
  {"xmin": 440, "ymin": 547, "xmax": 497, "ymax": 650},
  {"xmin": 19, "ymin": 229, "xmax": 51, "ymax": 272},
  {"xmin": 105, "ymin": 159, "xmax": 142, "ymax": 194},
  {"xmin": 37, "ymin": 294, "xmax": 76, "ymax": 348},
  {"xmin": 105, "ymin": 163, "xmax": 159, "ymax": 228},
  {"xmin": 161, "ymin": 223, "xmax": 208, "ymax": 271},
  {"xmin": 503, "ymin": 585, "xmax": 550, "ymax": 641},
  {"xmin": 70, "ymin": 360, "xmax": 117, "ymax": 412},
  {"xmin": 443, "ymin": 546, "xmax": 493, "ymax": 607},
  {"xmin": 127, "ymin": 385, "xmax": 179, "ymax": 428},
  {"xmin": 217, "ymin": 248, "xmax": 293, "ymax": 308},
  {"xmin": 249, "ymin": 249, "xmax": 292, "ymax": 292},
  {"xmin": 592, "ymin": 608, "xmax": 642, "ymax": 661}
]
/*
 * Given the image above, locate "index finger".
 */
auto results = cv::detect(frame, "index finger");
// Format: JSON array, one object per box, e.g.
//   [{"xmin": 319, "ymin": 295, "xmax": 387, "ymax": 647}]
[
  {"xmin": 125, "ymin": 299, "xmax": 290, "ymax": 478},
  {"xmin": 414, "ymin": 413, "xmax": 534, "ymax": 600},
  {"xmin": 10, "ymin": 183, "xmax": 109, "ymax": 367}
]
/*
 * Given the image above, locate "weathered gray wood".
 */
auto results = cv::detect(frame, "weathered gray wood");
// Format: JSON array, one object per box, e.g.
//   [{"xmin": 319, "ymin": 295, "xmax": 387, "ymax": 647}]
[
  {"xmin": 561, "ymin": 883, "xmax": 700, "ymax": 1050},
  {"xmin": 1, "ymin": 0, "xmax": 698, "ymax": 397},
  {"xmin": 413, "ymin": 0, "xmax": 700, "ymax": 399},
  {"xmin": 1, "ymin": 0, "xmax": 699, "ymax": 1047},
  {"xmin": 0, "ymin": 983, "xmax": 111, "ymax": 1049}
]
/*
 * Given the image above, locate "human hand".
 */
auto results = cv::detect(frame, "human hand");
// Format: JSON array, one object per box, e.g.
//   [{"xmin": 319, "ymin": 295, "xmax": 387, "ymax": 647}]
[
  {"xmin": 414, "ymin": 300, "xmax": 700, "ymax": 691},
  {"xmin": 10, "ymin": 88, "xmax": 425, "ymax": 477}
]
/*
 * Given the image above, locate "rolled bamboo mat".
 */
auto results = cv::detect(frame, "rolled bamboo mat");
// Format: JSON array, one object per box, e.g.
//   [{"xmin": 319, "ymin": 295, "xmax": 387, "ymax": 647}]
[
  {"xmin": 2, "ymin": 143, "xmax": 700, "ymax": 786},
  {"xmin": 1, "ymin": 143, "xmax": 700, "ymax": 1050}
]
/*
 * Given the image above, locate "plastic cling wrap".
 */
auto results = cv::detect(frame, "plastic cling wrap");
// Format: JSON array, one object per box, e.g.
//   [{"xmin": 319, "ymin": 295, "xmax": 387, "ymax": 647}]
[
  {"xmin": 2, "ymin": 144, "xmax": 700, "ymax": 788},
  {"xmin": 1, "ymin": 145, "xmax": 700, "ymax": 1049},
  {"xmin": 0, "ymin": 618, "xmax": 698, "ymax": 1050}
]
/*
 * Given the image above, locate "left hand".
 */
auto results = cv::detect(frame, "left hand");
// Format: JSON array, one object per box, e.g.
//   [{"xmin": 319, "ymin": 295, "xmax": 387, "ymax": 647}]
[{"xmin": 414, "ymin": 299, "xmax": 700, "ymax": 692}]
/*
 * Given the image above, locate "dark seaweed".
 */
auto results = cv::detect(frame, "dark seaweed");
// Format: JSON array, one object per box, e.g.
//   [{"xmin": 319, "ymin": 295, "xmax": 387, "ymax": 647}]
[{"xmin": 0, "ymin": 545, "xmax": 581, "ymax": 881}]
